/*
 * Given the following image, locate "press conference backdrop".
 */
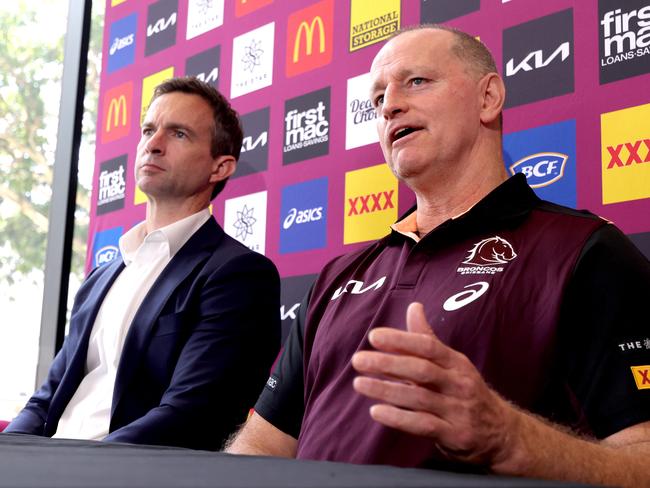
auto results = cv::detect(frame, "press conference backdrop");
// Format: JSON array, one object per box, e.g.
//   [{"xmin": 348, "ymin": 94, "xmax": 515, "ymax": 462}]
[{"xmin": 89, "ymin": 0, "xmax": 650, "ymax": 342}]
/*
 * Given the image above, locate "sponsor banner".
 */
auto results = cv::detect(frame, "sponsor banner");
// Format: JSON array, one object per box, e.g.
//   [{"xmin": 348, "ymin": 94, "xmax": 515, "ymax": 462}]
[
  {"xmin": 231, "ymin": 22, "xmax": 275, "ymax": 99},
  {"xmin": 503, "ymin": 8, "xmax": 574, "ymax": 108},
  {"xmin": 420, "ymin": 0, "xmax": 480, "ymax": 23},
  {"xmin": 601, "ymin": 103, "xmax": 650, "ymax": 204},
  {"xmin": 280, "ymin": 274, "xmax": 317, "ymax": 342},
  {"xmin": 599, "ymin": 0, "xmax": 650, "ymax": 84},
  {"xmin": 283, "ymin": 87, "xmax": 330, "ymax": 165},
  {"xmin": 223, "ymin": 191, "xmax": 267, "ymax": 254},
  {"xmin": 91, "ymin": 227, "xmax": 123, "ymax": 268},
  {"xmin": 101, "ymin": 81, "xmax": 133, "ymax": 144},
  {"xmin": 235, "ymin": 107, "xmax": 270, "ymax": 178},
  {"xmin": 349, "ymin": 0, "xmax": 400, "ymax": 52},
  {"xmin": 286, "ymin": 0, "xmax": 333, "ymax": 77},
  {"xmin": 235, "ymin": 0, "xmax": 273, "ymax": 17},
  {"xmin": 186, "ymin": 0, "xmax": 224, "ymax": 40},
  {"xmin": 344, "ymin": 164, "xmax": 398, "ymax": 244},
  {"xmin": 140, "ymin": 66, "xmax": 175, "ymax": 125},
  {"xmin": 280, "ymin": 177, "xmax": 328, "ymax": 253},
  {"xmin": 345, "ymin": 72, "xmax": 378, "ymax": 150},
  {"xmin": 107, "ymin": 13, "xmax": 137, "ymax": 74},
  {"xmin": 631, "ymin": 365, "xmax": 650, "ymax": 389},
  {"xmin": 503, "ymin": 119, "xmax": 577, "ymax": 207},
  {"xmin": 97, "ymin": 155, "xmax": 127, "ymax": 215},
  {"xmin": 185, "ymin": 45, "xmax": 221, "ymax": 87},
  {"xmin": 145, "ymin": 0, "xmax": 178, "ymax": 57}
]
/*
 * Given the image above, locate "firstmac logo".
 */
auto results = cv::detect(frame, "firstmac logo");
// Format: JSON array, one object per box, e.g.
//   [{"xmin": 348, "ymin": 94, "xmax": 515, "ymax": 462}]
[
  {"xmin": 101, "ymin": 81, "xmax": 132, "ymax": 144},
  {"xmin": 286, "ymin": 0, "xmax": 333, "ymax": 77},
  {"xmin": 503, "ymin": 8, "xmax": 574, "ymax": 108}
]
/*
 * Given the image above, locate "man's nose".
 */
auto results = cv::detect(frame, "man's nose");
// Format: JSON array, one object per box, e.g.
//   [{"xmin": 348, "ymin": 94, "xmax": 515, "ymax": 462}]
[
  {"xmin": 381, "ymin": 85, "xmax": 407, "ymax": 119},
  {"xmin": 143, "ymin": 130, "xmax": 164, "ymax": 154}
]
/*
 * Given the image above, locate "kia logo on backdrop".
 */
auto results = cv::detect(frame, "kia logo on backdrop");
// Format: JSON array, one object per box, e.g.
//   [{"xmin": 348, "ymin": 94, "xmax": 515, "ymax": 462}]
[
  {"xmin": 145, "ymin": 0, "xmax": 178, "ymax": 57},
  {"xmin": 420, "ymin": 0, "xmax": 480, "ymax": 23},
  {"xmin": 96, "ymin": 155, "xmax": 127, "ymax": 215},
  {"xmin": 235, "ymin": 107, "xmax": 270, "ymax": 178},
  {"xmin": 280, "ymin": 274, "xmax": 317, "ymax": 342},
  {"xmin": 503, "ymin": 119, "xmax": 577, "ymax": 207},
  {"xmin": 91, "ymin": 227, "xmax": 123, "ymax": 268},
  {"xmin": 599, "ymin": 0, "xmax": 650, "ymax": 84},
  {"xmin": 280, "ymin": 177, "xmax": 328, "ymax": 254},
  {"xmin": 107, "ymin": 13, "xmax": 137, "ymax": 73},
  {"xmin": 101, "ymin": 81, "xmax": 133, "ymax": 144},
  {"xmin": 503, "ymin": 8, "xmax": 574, "ymax": 108},
  {"xmin": 223, "ymin": 191, "xmax": 268, "ymax": 254},
  {"xmin": 231, "ymin": 22, "xmax": 275, "ymax": 98},
  {"xmin": 345, "ymin": 72, "xmax": 379, "ymax": 150},
  {"xmin": 186, "ymin": 0, "xmax": 224, "ymax": 40},
  {"xmin": 185, "ymin": 46, "xmax": 221, "ymax": 87},
  {"xmin": 286, "ymin": 0, "xmax": 333, "ymax": 77},
  {"xmin": 283, "ymin": 87, "xmax": 330, "ymax": 165}
]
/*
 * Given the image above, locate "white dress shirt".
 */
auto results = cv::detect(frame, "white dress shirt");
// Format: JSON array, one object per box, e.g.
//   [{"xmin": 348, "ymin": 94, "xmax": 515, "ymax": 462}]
[{"xmin": 53, "ymin": 209, "xmax": 210, "ymax": 440}]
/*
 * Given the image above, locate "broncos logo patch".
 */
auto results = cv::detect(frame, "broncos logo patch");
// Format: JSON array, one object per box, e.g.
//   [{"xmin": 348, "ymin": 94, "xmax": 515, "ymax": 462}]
[{"xmin": 462, "ymin": 236, "xmax": 517, "ymax": 266}]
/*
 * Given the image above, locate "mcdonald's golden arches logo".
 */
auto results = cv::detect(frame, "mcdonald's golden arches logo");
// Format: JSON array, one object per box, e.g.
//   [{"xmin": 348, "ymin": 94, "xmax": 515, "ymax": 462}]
[
  {"xmin": 286, "ymin": 0, "xmax": 333, "ymax": 77},
  {"xmin": 101, "ymin": 81, "xmax": 133, "ymax": 144}
]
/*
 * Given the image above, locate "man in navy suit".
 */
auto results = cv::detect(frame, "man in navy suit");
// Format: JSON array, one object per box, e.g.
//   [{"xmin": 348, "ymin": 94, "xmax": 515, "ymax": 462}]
[{"xmin": 5, "ymin": 77, "xmax": 280, "ymax": 450}]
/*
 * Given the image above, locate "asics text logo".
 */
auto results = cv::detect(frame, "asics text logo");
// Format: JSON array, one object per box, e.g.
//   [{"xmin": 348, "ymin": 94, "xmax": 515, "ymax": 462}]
[{"xmin": 283, "ymin": 207, "xmax": 323, "ymax": 229}]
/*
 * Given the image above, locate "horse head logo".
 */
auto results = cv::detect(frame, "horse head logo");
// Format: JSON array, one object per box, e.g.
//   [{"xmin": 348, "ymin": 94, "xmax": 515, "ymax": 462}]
[{"xmin": 462, "ymin": 236, "xmax": 517, "ymax": 266}]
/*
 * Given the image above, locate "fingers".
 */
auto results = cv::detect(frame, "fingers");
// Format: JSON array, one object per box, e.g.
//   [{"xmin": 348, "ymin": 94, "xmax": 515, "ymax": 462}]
[
  {"xmin": 352, "ymin": 350, "xmax": 443, "ymax": 387},
  {"xmin": 368, "ymin": 404, "xmax": 448, "ymax": 439},
  {"xmin": 406, "ymin": 302, "xmax": 431, "ymax": 335}
]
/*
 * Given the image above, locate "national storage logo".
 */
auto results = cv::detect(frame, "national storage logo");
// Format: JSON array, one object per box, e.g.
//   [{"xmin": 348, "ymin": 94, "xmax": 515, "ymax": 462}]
[
  {"xmin": 601, "ymin": 103, "xmax": 650, "ymax": 204},
  {"xmin": 96, "ymin": 155, "xmax": 127, "ymax": 215},
  {"xmin": 236, "ymin": 107, "xmax": 270, "ymax": 178},
  {"xmin": 286, "ymin": 0, "xmax": 333, "ymax": 77},
  {"xmin": 280, "ymin": 177, "xmax": 328, "ymax": 254},
  {"xmin": 349, "ymin": 0, "xmax": 400, "ymax": 52},
  {"xmin": 224, "ymin": 191, "xmax": 267, "ymax": 254},
  {"xmin": 231, "ymin": 22, "xmax": 275, "ymax": 99},
  {"xmin": 346, "ymin": 72, "xmax": 379, "ymax": 150},
  {"xmin": 185, "ymin": 46, "xmax": 221, "ymax": 88},
  {"xmin": 101, "ymin": 81, "xmax": 133, "ymax": 144},
  {"xmin": 420, "ymin": 0, "xmax": 480, "ymax": 23},
  {"xmin": 91, "ymin": 226, "xmax": 123, "ymax": 268},
  {"xmin": 344, "ymin": 164, "xmax": 398, "ymax": 244},
  {"xmin": 503, "ymin": 119, "xmax": 576, "ymax": 207},
  {"xmin": 283, "ymin": 87, "xmax": 330, "ymax": 165},
  {"xmin": 145, "ymin": 0, "xmax": 178, "ymax": 57},
  {"xmin": 599, "ymin": 0, "xmax": 650, "ymax": 84},
  {"xmin": 107, "ymin": 13, "xmax": 137, "ymax": 73},
  {"xmin": 186, "ymin": 0, "xmax": 223, "ymax": 40},
  {"xmin": 503, "ymin": 8, "xmax": 574, "ymax": 108}
]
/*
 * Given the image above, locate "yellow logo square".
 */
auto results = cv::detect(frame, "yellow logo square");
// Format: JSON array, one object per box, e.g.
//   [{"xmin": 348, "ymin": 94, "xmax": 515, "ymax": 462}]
[
  {"xmin": 349, "ymin": 0, "xmax": 400, "ymax": 52},
  {"xmin": 601, "ymin": 103, "xmax": 650, "ymax": 204},
  {"xmin": 140, "ymin": 67, "xmax": 175, "ymax": 125},
  {"xmin": 631, "ymin": 366, "xmax": 650, "ymax": 390},
  {"xmin": 344, "ymin": 163, "xmax": 398, "ymax": 244},
  {"xmin": 111, "ymin": 0, "xmax": 127, "ymax": 5}
]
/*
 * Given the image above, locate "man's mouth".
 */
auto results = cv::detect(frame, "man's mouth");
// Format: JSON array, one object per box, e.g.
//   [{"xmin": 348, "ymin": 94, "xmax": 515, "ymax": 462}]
[{"xmin": 391, "ymin": 127, "xmax": 419, "ymax": 144}]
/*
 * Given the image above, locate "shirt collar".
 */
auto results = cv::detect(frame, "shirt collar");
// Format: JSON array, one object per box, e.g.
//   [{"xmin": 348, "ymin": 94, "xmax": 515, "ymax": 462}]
[{"xmin": 119, "ymin": 208, "xmax": 211, "ymax": 265}]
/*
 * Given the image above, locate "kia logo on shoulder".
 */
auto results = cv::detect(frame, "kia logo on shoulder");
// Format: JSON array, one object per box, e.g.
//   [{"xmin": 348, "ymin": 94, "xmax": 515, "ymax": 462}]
[
  {"xmin": 283, "ymin": 207, "xmax": 323, "ymax": 229},
  {"xmin": 509, "ymin": 152, "xmax": 568, "ymax": 188},
  {"xmin": 95, "ymin": 245, "xmax": 119, "ymax": 265}
]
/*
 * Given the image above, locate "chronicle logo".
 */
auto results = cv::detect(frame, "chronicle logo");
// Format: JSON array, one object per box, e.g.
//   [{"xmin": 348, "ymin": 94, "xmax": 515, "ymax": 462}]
[
  {"xmin": 457, "ymin": 236, "xmax": 517, "ymax": 275},
  {"xmin": 509, "ymin": 152, "xmax": 569, "ymax": 188},
  {"xmin": 443, "ymin": 282, "xmax": 489, "ymax": 312},
  {"xmin": 599, "ymin": 0, "xmax": 650, "ymax": 84},
  {"xmin": 231, "ymin": 22, "xmax": 275, "ymax": 98},
  {"xmin": 96, "ymin": 155, "xmax": 127, "ymax": 215},
  {"xmin": 283, "ymin": 86, "xmax": 330, "ymax": 164},
  {"xmin": 331, "ymin": 276, "xmax": 386, "ymax": 301},
  {"xmin": 145, "ymin": 0, "xmax": 178, "ymax": 57},
  {"xmin": 185, "ymin": 46, "xmax": 221, "ymax": 88},
  {"xmin": 503, "ymin": 8, "xmax": 574, "ymax": 108}
]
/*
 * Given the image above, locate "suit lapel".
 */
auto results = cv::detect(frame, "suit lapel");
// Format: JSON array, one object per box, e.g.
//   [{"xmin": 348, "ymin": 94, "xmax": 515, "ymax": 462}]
[{"xmin": 111, "ymin": 218, "xmax": 222, "ymax": 416}]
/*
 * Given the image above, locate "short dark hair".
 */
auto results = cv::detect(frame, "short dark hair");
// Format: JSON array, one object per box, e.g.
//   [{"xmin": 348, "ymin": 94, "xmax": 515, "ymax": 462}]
[
  {"xmin": 391, "ymin": 24, "xmax": 502, "ymax": 129},
  {"xmin": 150, "ymin": 77, "xmax": 243, "ymax": 199}
]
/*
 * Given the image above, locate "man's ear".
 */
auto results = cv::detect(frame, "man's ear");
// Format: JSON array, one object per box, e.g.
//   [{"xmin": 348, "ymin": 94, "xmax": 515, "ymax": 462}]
[
  {"xmin": 210, "ymin": 155, "xmax": 237, "ymax": 183},
  {"xmin": 479, "ymin": 73, "xmax": 505, "ymax": 126}
]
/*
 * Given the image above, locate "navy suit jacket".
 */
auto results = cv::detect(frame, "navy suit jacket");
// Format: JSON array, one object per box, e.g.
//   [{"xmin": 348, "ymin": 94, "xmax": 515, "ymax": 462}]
[{"xmin": 5, "ymin": 217, "xmax": 280, "ymax": 450}]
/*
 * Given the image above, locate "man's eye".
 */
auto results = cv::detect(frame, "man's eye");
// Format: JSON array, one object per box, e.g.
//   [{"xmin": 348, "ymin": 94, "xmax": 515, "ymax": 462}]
[
  {"xmin": 411, "ymin": 77, "xmax": 424, "ymax": 86},
  {"xmin": 374, "ymin": 95, "xmax": 384, "ymax": 107},
  {"xmin": 174, "ymin": 131, "xmax": 186, "ymax": 139},
  {"xmin": 142, "ymin": 128, "xmax": 153, "ymax": 136}
]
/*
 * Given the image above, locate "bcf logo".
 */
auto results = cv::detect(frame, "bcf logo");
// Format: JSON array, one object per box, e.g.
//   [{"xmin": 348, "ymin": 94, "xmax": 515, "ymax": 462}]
[
  {"xmin": 344, "ymin": 164, "xmax": 398, "ymax": 244},
  {"xmin": 503, "ymin": 119, "xmax": 576, "ymax": 207},
  {"xmin": 280, "ymin": 177, "xmax": 328, "ymax": 254},
  {"xmin": 91, "ymin": 226, "xmax": 123, "ymax": 269}
]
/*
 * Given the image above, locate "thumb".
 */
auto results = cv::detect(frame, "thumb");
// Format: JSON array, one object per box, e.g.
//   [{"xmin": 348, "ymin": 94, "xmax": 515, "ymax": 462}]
[{"xmin": 406, "ymin": 302, "xmax": 433, "ymax": 335}]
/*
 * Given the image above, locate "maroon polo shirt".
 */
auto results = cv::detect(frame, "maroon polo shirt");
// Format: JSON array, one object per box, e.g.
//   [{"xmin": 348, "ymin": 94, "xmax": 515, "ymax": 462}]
[{"xmin": 256, "ymin": 174, "xmax": 650, "ymax": 470}]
